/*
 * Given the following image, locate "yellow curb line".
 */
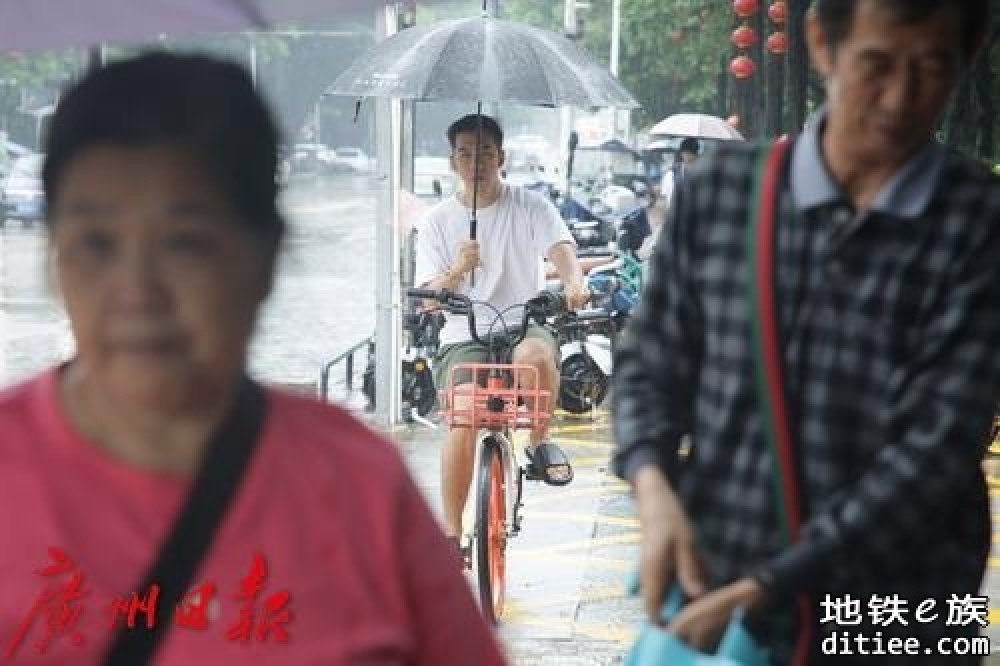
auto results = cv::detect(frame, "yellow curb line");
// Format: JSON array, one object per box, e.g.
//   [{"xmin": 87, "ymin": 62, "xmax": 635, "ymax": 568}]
[
  {"xmin": 556, "ymin": 435, "xmax": 615, "ymax": 451},
  {"xmin": 551, "ymin": 422, "xmax": 612, "ymax": 435},
  {"xmin": 514, "ymin": 552, "xmax": 633, "ymax": 573},
  {"xmin": 526, "ymin": 510, "xmax": 640, "ymax": 529},
  {"xmin": 517, "ymin": 532, "xmax": 640, "ymax": 557},
  {"xmin": 502, "ymin": 606, "xmax": 636, "ymax": 645},
  {"xmin": 504, "ymin": 585, "xmax": 629, "ymax": 614},
  {"xmin": 522, "ymin": 485, "xmax": 620, "ymax": 504},
  {"xmin": 571, "ymin": 455, "xmax": 613, "ymax": 468}
]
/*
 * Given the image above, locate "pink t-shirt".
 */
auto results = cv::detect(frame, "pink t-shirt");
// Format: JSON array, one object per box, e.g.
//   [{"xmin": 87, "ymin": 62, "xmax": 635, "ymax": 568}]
[{"xmin": 0, "ymin": 369, "xmax": 507, "ymax": 665}]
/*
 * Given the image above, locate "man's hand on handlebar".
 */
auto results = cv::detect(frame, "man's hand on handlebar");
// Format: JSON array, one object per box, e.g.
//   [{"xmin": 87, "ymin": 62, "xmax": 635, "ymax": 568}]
[{"xmin": 564, "ymin": 278, "xmax": 591, "ymax": 311}]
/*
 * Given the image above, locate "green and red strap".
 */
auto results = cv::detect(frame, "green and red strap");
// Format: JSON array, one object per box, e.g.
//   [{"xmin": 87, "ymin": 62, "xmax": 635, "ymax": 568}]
[{"xmin": 746, "ymin": 138, "xmax": 813, "ymax": 665}]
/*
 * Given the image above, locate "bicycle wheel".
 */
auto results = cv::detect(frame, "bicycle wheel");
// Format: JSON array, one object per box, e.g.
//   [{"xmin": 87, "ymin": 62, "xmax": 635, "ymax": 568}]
[{"xmin": 474, "ymin": 435, "xmax": 507, "ymax": 624}]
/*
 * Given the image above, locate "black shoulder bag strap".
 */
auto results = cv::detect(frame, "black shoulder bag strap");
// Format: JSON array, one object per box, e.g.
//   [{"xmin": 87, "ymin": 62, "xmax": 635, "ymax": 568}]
[{"xmin": 103, "ymin": 377, "xmax": 266, "ymax": 665}]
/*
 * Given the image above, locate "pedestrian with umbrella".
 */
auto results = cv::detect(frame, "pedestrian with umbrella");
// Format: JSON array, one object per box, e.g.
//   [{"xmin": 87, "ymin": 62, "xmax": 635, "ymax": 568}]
[{"xmin": 413, "ymin": 113, "xmax": 590, "ymax": 551}]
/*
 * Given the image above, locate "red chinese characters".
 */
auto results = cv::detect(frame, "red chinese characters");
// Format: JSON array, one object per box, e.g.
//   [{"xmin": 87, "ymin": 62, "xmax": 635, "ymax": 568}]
[
  {"xmin": 225, "ymin": 553, "xmax": 293, "ymax": 643},
  {"xmin": 5, "ymin": 548, "xmax": 89, "ymax": 658},
  {"xmin": 106, "ymin": 585, "xmax": 160, "ymax": 630},
  {"xmin": 175, "ymin": 582, "xmax": 218, "ymax": 630},
  {"xmin": 6, "ymin": 549, "xmax": 292, "ymax": 659}
]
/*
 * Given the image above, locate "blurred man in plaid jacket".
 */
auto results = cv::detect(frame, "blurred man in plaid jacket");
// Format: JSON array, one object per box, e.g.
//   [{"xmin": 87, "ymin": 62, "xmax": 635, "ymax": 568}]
[{"xmin": 613, "ymin": 0, "xmax": 1000, "ymax": 663}]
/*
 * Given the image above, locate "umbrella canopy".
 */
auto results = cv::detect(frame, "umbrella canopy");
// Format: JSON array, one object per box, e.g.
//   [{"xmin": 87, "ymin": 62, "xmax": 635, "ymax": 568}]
[
  {"xmin": 0, "ymin": 0, "xmax": 389, "ymax": 52},
  {"xmin": 328, "ymin": 17, "xmax": 639, "ymax": 110},
  {"xmin": 650, "ymin": 113, "xmax": 743, "ymax": 140}
]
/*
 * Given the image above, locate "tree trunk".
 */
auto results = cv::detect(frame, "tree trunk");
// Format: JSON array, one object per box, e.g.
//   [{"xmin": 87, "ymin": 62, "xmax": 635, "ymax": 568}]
[
  {"xmin": 976, "ymin": 18, "xmax": 999, "ymax": 157},
  {"xmin": 945, "ymin": 77, "xmax": 974, "ymax": 151},
  {"xmin": 785, "ymin": 0, "xmax": 809, "ymax": 131},
  {"xmin": 718, "ymin": 54, "xmax": 730, "ymax": 118},
  {"xmin": 765, "ymin": 50, "xmax": 786, "ymax": 137},
  {"xmin": 750, "ymin": 8, "xmax": 765, "ymax": 138},
  {"xmin": 974, "ymin": 52, "xmax": 994, "ymax": 157}
]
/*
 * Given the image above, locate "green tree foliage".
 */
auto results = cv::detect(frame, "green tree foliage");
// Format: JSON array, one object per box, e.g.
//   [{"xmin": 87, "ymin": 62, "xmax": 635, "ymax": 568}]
[
  {"xmin": 501, "ymin": 0, "xmax": 729, "ymax": 128},
  {"xmin": 500, "ymin": 0, "xmax": 998, "ymax": 158},
  {"xmin": 0, "ymin": 50, "xmax": 80, "ymax": 88}
]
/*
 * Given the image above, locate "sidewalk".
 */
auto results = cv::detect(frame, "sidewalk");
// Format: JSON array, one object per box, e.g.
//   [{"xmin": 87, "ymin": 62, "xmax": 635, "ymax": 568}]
[
  {"xmin": 380, "ymin": 406, "xmax": 1000, "ymax": 664},
  {"xmin": 390, "ymin": 408, "xmax": 641, "ymax": 664}
]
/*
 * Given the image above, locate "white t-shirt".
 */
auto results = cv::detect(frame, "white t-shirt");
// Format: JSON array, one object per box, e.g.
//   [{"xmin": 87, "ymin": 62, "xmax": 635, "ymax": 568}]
[
  {"xmin": 413, "ymin": 184, "xmax": 575, "ymax": 346},
  {"xmin": 660, "ymin": 162, "xmax": 684, "ymax": 210}
]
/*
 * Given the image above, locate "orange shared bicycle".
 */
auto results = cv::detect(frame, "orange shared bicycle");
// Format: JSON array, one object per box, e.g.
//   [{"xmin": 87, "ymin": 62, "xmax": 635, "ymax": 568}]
[{"xmin": 406, "ymin": 287, "xmax": 566, "ymax": 624}]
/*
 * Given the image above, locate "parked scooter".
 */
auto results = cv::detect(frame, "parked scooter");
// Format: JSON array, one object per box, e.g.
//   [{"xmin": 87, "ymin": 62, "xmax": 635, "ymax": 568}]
[
  {"xmin": 549, "ymin": 303, "xmax": 621, "ymax": 414},
  {"xmin": 362, "ymin": 309, "xmax": 443, "ymax": 423}
]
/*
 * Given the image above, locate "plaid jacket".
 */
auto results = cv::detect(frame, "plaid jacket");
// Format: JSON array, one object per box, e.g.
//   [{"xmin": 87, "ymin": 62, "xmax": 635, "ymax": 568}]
[{"xmin": 612, "ymin": 140, "xmax": 1000, "ymax": 661}]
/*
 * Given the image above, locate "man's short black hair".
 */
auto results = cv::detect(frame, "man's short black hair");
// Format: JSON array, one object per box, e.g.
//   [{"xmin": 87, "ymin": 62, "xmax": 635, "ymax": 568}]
[
  {"xmin": 814, "ymin": 0, "xmax": 989, "ymax": 61},
  {"xmin": 43, "ymin": 51, "xmax": 285, "ymax": 249},
  {"xmin": 447, "ymin": 114, "xmax": 504, "ymax": 149}
]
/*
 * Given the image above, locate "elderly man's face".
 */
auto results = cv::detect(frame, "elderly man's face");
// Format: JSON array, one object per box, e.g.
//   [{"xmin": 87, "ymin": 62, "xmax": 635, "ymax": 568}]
[
  {"xmin": 48, "ymin": 144, "xmax": 271, "ymax": 414},
  {"xmin": 807, "ymin": 0, "xmax": 963, "ymax": 167}
]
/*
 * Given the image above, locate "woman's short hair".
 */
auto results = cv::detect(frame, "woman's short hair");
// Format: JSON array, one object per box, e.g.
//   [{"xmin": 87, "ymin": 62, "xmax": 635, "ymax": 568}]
[
  {"xmin": 43, "ymin": 51, "xmax": 285, "ymax": 249},
  {"xmin": 678, "ymin": 137, "xmax": 701, "ymax": 156}
]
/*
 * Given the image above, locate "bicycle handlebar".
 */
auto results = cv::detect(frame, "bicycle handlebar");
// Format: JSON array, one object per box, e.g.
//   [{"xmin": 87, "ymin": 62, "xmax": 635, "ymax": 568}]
[{"xmin": 405, "ymin": 287, "xmax": 568, "ymax": 352}]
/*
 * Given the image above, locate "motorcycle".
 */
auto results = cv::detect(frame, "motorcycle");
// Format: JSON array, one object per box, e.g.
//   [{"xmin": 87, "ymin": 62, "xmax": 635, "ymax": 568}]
[
  {"xmin": 549, "ymin": 302, "xmax": 622, "ymax": 414},
  {"xmin": 544, "ymin": 203, "xmax": 649, "ymax": 414},
  {"xmin": 362, "ymin": 309, "xmax": 443, "ymax": 423},
  {"xmin": 559, "ymin": 194, "xmax": 617, "ymax": 250}
]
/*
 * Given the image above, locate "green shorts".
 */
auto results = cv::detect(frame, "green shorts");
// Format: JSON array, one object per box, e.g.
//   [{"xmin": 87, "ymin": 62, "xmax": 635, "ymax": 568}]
[{"xmin": 433, "ymin": 323, "xmax": 558, "ymax": 389}]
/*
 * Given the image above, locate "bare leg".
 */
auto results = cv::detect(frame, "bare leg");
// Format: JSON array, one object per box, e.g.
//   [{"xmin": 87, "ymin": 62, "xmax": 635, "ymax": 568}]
[
  {"xmin": 512, "ymin": 338, "xmax": 560, "ymax": 445},
  {"xmin": 441, "ymin": 384, "xmax": 477, "ymax": 538},
  {"xmin": 513, "ymin": 338, "xmax": 571, "ymax": 484}
]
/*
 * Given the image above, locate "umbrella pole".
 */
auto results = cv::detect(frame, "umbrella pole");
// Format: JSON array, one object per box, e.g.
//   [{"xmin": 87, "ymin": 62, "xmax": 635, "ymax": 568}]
[
  {"xmin": 472, "ymin": 102, "xmax": 481, "ymax": 240},
  {"xmin": 469, "ymin": 101, "xmax": 483, "ymax": 286}
]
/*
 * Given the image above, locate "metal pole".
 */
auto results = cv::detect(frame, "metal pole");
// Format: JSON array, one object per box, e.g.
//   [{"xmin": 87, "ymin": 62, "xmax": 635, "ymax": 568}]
[
  {"xmin": 610, "ymin": 0, "xmax": 620, "ymax": 77},
  {"xmin": 250, "ymin": 40, "xmax": 257, "ymax": 88},
  {"xmin": 560, "ymin": 0, "xmax": 577, "ymax": 191},
  {"xmin": 610, "ymin": 0, "xmax": 621, "ymax": 138},
  {"xmin": 374, "ymin": 2, "xmax": 403, "ymax": 426}
]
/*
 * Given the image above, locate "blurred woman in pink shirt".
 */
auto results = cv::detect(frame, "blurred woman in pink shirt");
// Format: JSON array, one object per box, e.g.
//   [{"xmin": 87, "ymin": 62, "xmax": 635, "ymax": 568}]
[{"xmin": 0, "ymin": 52, "xmax": 506, "ymax": 666}]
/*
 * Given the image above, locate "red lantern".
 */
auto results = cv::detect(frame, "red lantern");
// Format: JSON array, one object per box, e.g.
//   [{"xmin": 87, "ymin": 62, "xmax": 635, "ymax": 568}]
[
  {"xmin": 731, "ymin": 25, "xmax": 758, "ymax": 49},
  {"xmin": 766, "ymin": 31, "xmax": 788, "ymax": 54},
  {"xmin": 733, "ymin": 0, "xmax": 759, "ymax": 18},
  {"xmin": 729, "ymin": 55, "xmax": 756, "ymax": 79},
  {"xmin": 768, "ymin": 1, "xmax": 787, "ymax": 23}
]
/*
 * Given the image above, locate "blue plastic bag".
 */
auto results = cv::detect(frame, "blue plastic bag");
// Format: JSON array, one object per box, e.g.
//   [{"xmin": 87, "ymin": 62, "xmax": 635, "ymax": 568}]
[{"xmin": 625, "ymin": 572, "xmax": 772, "ymax": 666}]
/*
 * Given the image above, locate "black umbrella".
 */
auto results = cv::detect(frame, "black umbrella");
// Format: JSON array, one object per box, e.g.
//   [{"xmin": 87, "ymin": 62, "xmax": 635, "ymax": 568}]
[{"xmin": 328, "ymin": 11, "xmax": 639, "ymax": 246}]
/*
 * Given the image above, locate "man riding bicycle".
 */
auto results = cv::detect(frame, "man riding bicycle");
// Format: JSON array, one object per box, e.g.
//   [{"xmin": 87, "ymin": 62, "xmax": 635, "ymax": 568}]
[{"xmin": 413, "ymin": 114, "xmax": 590, "ymax": 552}]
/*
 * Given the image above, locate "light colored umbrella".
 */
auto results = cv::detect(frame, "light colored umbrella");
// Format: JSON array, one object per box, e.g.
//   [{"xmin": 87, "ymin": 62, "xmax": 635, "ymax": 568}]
[
  {"xmin": 650, "ymin": 113, "xmax": 743, "ymax": 141},
  {"xmin": 328, "ymin": 15, "xmax": 639, "ymax": 244},
  {"xmin": 328, "ymin": 17, "xmax": 638, "ymax": 110},
  {"xmin": 0, "ymin": 0, "xmax": 388, "ymax": 52}
]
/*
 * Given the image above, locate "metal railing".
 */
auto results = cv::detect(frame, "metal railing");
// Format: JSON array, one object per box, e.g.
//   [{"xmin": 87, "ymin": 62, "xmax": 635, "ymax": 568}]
[{"xmin": 318, "ymin": 335, "xmax": 375, "ymax": 403}]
